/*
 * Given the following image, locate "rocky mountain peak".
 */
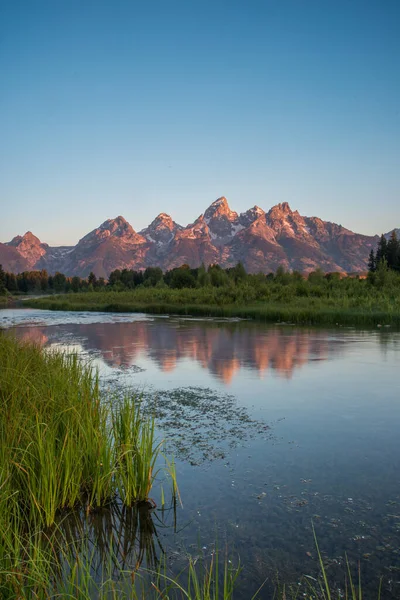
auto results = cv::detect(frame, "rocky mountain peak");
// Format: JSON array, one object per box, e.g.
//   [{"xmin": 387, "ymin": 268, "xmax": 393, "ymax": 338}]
[
  {"xmin": 150, "ymin": 213, "xmax": 175, "ymax": 228},
  {"xmin": 268, "ymin": 202, "xmax": 293, "ymax": 217},
  {"xmin": 9, "ymin": 231, "xmax": 43, "ymax": 247},
  {"xmin": 204, "ymin": 197, "xmax": 237, "ymax": 221},
  {"xmin": 211, "ymin": 196, "xmax": 229, "ymax": 208},
  {"xmin": 100, "ymin": 216, "xmax": 133, "ymax": 234},
  {"xmin": 201, "ymin": 197, "xmax": 241, "ymax": 244},
  {"xmin": 239, "ymin": 205, "xmax": 266, "ymax": 228},
  {"xmin": 7, "ymin": 231, "xmax": 47, "ymax": 266},
  {"xmin": 140, "ymin": 213, "xmax": 182, "ymax": 245},
  {"xmin": 385, "ymin": 228, "xmax": 400, "ymax": 240},
  {"xmin": 79, "ymin": 216, "xmax": 136, "ymax": 246},
  {"xmin": 1, "ymin": 198, "xmax": 389, "ymax": 277}
]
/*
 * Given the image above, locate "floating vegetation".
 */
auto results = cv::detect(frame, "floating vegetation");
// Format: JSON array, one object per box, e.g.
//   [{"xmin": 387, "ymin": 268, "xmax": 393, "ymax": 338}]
[{"xmin": 135, "ymin": 386, "xmax": 272, "ymax": 466}]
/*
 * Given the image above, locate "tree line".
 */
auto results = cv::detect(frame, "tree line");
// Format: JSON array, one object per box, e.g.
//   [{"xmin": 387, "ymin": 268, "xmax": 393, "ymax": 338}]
[
  {"xmin": 0, "ymin": 267, "xmax": 107, "ymax": 295},
  {"xmin": 0, "ymin": 262, "xmax": 364, "ymax": 297},
  {"xmin": 368, "ymin": 231, "xmax": 400, "ymax": 273},
  {"xmin": 1, "ymin": 232, "xmax": 399, "ymax": 297}
]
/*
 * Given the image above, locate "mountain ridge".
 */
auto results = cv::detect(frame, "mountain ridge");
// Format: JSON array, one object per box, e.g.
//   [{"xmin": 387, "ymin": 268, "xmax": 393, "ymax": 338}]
[{"xmin": 1, "ymin": 197, "xmax": 394, "ymax": 277}]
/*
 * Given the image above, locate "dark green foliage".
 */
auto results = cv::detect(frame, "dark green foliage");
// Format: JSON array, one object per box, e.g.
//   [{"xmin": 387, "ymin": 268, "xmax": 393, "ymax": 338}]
[
  {"xmin": 387, "ymin": 230, "xmax": 400, "ymax": 270},
  {"xmin": 168, "ymin": 265, "xmax": 197, "ymax": 289},
  {"xmin": 369, "ymin": 230, "xmax": 400, "ymax": 276},
  {"xmin": 52, "ymin": 271, "xmax": 67, "ymax": 291},
  {"xmin": 71, "ymin": 275, "xmax": 81, "ymax": 292},
  {"xmin": 143, "ymin": 266, "xmax": 163, "ymax": 286},
  {"xmin": 368, "ymin": 248, "xmax": 376, "ymax": 272},
  {"xmin": 375, "ymin": 234, "xmax": 388, "ymax": 266},
  {"xmin": 26, "ymin": 265, "xmax": 400, "ymax": 328},
  {"xmin": 88, "ymin": 271, "xmax": 97, "ymax": 286},
  {"xmin": 308, "ymin": 268, "xmax": 325, "ymax": 284},
  {"xmin": 0, "ymin": 264, "xmax": 5, "ymax": 295}
]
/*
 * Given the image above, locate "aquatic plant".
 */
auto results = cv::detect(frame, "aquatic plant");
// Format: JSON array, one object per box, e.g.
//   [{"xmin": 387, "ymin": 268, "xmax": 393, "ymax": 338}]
[{"xmin": 0, "ymin": 334, "xmax": 176, "ymax": 527}]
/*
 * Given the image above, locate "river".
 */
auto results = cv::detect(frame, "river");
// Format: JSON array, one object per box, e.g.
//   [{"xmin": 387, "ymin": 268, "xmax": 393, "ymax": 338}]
[{"xmin": 1, "ymin": 308, "xmax": 400, "ymax": 598}]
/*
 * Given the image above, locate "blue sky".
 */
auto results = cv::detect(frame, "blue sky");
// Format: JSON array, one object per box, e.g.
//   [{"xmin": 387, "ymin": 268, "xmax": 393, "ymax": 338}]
[{"xmin": 1, "ymin": 0, "xmax": 399, "ymax": 245}]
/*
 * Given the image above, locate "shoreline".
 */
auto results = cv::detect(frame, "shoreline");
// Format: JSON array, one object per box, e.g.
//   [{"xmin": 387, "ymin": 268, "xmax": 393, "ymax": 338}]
[{"xmin": 21, "ymin": 293, "xmax": 400, "ymax": 328}]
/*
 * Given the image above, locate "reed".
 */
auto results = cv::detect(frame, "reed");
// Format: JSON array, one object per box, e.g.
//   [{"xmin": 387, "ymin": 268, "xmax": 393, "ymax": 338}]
[
  {"xmin": 0, "ymin": 334, "xmax": 172, "ymax": 527},
  {"xmin": 113, "ymin": 397, "xmax": 161, "ymax": 505}
]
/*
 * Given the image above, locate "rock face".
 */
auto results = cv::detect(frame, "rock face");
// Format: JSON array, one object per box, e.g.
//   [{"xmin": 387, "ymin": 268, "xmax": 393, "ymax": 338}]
[
  {"xmin": 385, "ymin": 228, "xmax": 400, "ymax": 240},
  {"xmin": 0, "ymin": 197, "xmax": 387, "ymax": 277},
  {"xmin": 7, "ymin": 232, "xmax": 48, "ymax": 269},
  {"xmin": 56, "ymin": 216, "xmax": 149, "ymax": 278}
]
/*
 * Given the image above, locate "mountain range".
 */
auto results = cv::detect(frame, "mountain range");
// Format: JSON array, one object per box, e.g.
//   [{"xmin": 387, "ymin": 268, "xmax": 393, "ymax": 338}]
[{"xmin": 0, "ymin": 197, "xmax": 391, "ymax": 277}]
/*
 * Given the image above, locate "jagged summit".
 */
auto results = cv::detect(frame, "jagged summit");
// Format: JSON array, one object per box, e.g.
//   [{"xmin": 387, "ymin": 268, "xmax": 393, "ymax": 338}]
[
  {"xmin": 149, "ymin": 213, "xmax": 175, "ymax": 227},
  {"xmin": 1, "ymin": 197, "xmax": 386, "ymax": 276},
  {"xmin": 99, "ymin": 215, "xmax": 131, "ymax": 231},
  {"xmin": 9, "ymin": 231, "xmax": 43, "ymax": 246},
  {"xmin": 239, "ymin": 206, "xmax": 266, "ymax": 228},
  {"xmin": 204, "ymin": 197, "xmax": 237, "ymax": 221},
  {"xmin": 140, "ymin": 213, "xmax": 182, "ymax": 246},
  {"xmin": 211, "ymin": 196, "xmax": 229, "ymax": 207},
  {"xmin": 6, "ymin": 230, "xmax": 48, "ymax": 268},
  {"xmin": 78, "ymin": 216, "xmax": 137, "ymax": 248},
  {"xmin": 268, "ymin": 202, "xmax": 293, "ymax": 216}
]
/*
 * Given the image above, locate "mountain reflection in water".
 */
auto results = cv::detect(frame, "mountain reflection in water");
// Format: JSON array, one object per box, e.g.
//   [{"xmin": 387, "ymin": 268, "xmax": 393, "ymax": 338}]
[{"xmin": 14, "ymin": 319, "xmax": 345, "ymax": 382}]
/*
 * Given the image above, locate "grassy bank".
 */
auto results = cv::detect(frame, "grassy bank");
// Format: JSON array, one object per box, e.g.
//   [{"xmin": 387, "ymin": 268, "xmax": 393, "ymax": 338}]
[
  {"xmin": 0, "ymin": 334, "xmax": 172, "ymax": 528},
  {"xmin": 25, "ymin": 281, "xmax": 400, "ymax": 327}
]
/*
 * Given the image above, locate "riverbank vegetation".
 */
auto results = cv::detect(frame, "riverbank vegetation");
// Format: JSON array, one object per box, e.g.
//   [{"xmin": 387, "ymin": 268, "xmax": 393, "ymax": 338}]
[
  {"xmin": 23, "ymin": 262, "xmax": 400, "ymax": 327},
  {"xmin": 0, "ymin": 334, "xmax": 180, "ymax": 596},
  {"xmin": 0, "ymin": 334, "xmax": 172, "ymax": 527}
]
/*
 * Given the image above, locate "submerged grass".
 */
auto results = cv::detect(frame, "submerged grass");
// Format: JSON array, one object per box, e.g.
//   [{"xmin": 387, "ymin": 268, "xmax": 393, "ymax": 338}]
[
  {"xmin": 24, "ymin": 282, "xmax": 400, "ymax": 327},
  {"xmin": 277, "ymin": 527, "xmax": 384, "ymax": 600}
]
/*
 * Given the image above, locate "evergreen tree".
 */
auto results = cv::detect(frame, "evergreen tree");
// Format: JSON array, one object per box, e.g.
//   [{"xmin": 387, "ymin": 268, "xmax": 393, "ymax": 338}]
[
  {"xmin": 40, "ymin": 269, "xmax": 49, "ymax": 291},
  {"xmin": 53, "ymin": 272, "xmax": 66, "ymax": 292},
  {"xmin": 71, "ymin": 276, "xmax": 81, "ymax": 292},
  {"xmin": 108, "ymin": 269, "xmax": 121, "ymax": 286},
  {"xmin": 5, "ymin": 272, "xmax": 17, "ymax": 292},
  {"xmin": 143, "ymin": 267, "xmax": 163, "ymax": 287},
  {"xmin": 375, "ymin": 234, "xmax": 388, "ymax": 266},
  {"xmin": 386, "ymin": 231, "xmax": 400, "ymax": 271},
  {"xmin": 367, "ymin": 248, "xmax": 376, "ymax": 272},
  {"xmin": 0, "ymin": 264, "xmax": 5, "ymax": 295},
  {"xmin": 88, "ymin": 271, "xmax": 97, "ymax": 287}
]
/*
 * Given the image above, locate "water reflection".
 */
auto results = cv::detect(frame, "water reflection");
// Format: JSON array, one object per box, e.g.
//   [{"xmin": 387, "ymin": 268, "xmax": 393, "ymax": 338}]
[
  {"xmin": 13, "ymin": 320, "xmax": 346, "ymax": 381},
  {"xmin": 25, "ymin": 501, "xmax": 177, "ymax": 596},
  {"xmin": 3, "ymin": 310, "xmax": 400, "ymax": 598},
  {"xmin": 58, "ymin": 501, "xmax": 168, "ymax": 572}
]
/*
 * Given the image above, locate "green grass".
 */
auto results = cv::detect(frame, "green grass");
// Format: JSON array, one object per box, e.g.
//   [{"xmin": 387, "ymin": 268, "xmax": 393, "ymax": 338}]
[
  {"xmin": 25, "ymin": 280, "xmax": 400, "ymax": 327},
  {"xmin": 0, "ymin": 334, "xmax": 176, "ymax": 528}
]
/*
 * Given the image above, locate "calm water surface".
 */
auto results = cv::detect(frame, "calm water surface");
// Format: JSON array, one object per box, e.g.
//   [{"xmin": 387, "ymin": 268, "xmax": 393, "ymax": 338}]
[{"xmin": 2, "ymin": 308, "xmax": 400, "ymax": 598}]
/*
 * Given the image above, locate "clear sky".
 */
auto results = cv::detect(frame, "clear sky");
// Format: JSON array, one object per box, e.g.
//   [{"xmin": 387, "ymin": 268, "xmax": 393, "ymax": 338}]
[{"xmin": 1, "ymin": 0, "xmax": 399, "ymax": 246}]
